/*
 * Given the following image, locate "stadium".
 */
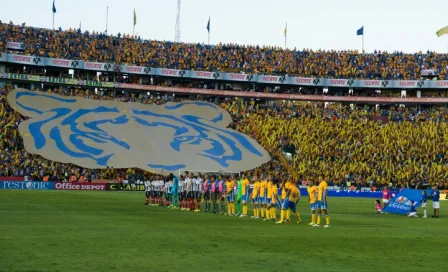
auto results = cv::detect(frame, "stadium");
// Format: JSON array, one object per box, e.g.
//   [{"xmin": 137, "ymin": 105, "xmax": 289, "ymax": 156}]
[{"xmin": 1, "ymin": 1, "xmax": 448, "ymax": 271}]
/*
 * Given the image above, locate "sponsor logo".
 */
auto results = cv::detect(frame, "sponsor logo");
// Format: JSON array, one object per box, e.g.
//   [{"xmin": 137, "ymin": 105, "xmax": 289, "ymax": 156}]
[
  {"xmin": 399, "ymin": 81, "xmax": 417, "ymax": 87},
  {"xmin": 51, "ymin": 59, "xmax": 71, "ymax": 67},
  {"xmin": 161, "ymin": 69, "xmax": 179, "ymax": 76},
  {"xmin": 106, "ymin": 183, "xmax": 145, "ymax": 191},
  {"xmin": 55, "ymin": 182, "xmax": 106, "ymax": 191},
  {"xmin": 296, "ymin": 78, "xmax": 312, "ymax": 84},
  {"xmin": 195, "ymin": 71, "xmax": 213, "ymax": 77},
  {"xmin": 329, "ymin": 79, "xmax": 346, "ymax": 85},
  {"xmin": 125, "ymin": 66, "xmax": 144, "ymax": 73},
  {"xmin": 435, "ymin": 81, "xmax": 448, "ymax": 87},
  {"xmin": 260, "ymin": 76, "xmax": 279, "ymax": 82},
  {"xmin": 364, "ymin": 80, "xmax": 381, "ymax": 86},
  {"xmin": 85, "ymin": 62, "xmax": 103, "ymax": 69},
  {"xmin": 396, "ymin": 196, "xmax": 407, "ymax": 203},
  {"xmin": 13, "ymin": 55, "xmax": 32, "ymax": 63},
  {"xmin": 0, "ymin": 181, "xmax": 54, "ymax": 190},
  {"xmin": 229, "ymin": 73, "xmax": 247, "ymax": 80}
]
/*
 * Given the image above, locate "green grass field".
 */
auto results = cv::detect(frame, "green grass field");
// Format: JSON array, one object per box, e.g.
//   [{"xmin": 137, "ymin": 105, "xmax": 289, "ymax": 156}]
[{"xmin": 0, "ymin": 190, "xmax": 445, "ymax": 272}]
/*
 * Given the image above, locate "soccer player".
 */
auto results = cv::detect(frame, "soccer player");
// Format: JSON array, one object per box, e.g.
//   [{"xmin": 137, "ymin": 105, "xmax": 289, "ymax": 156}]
[
  {"xmin": 259, "ymin": 175, "xmax": 268, "ymax": 219},
  {"xmin": 226, "ymin": 176, "xmax": 236, "ymax": 216},
  {"xmin": 316, "ymin": 175, "xmax": 330, "ymax": 228},
  {"xmin": 431, "ymin": 185, "xmax": 440, "ymax": 218},
  {"xmin": 251, "ymin": 177, "xmax": 260, "ymax": 218},
  {"xmin": 421, "ymin": 190, "xmax": 427, "ymax": 218},
  {"xmin": 185, "ymin": 173, "xmax": 194, "ymax": 211},
  {"xmin": 193, "ymin": 174, "xmax": 202, "ymax": 212},
  {"xmin": 150, "ymin": 178, "xmax": 157, "ymax": 206},
  {"xmin": 307, "ymin": 180, "xmax": 318, "ymax": 226},
  {"xmin": 265, "ymin": 175, "xmax": 277, "ymax": 221},
  {"xmin": 179, "ymin": 176, "xmax": 186, "ymax": 210},
  {"xmin": 276, "ymin": 177, "xmax": 291, "ymax": 224},
  {"xmin": 240, "ymin": 174, "xmax": 250, "ymax": 217},
  {"xmin": 203, "ymin": 175, "xmax": 211, "ymax": 212},
  {"xmin": 235, "ymin": 175, "xmax": 243, "ymax": 216},
  {"xmin": 218, "ymin": 175, "xmax": 226, "ymax": 214},
  {"xmin": 287, "ymin": 181, "xmax": 302, "ymax": 224},
  {"xmin": 164, "ymin": 177, "xmax": 171, "ymax": 207},
  {"xmin": 211, "ymin": 176, "xmax": 219, "ymax": 213},
  {"xmin": 170, "ymin": 174, "xmax": 179, "ymax": 209},
  {"xmin": 144, "ymin": 178, "xmax": 151, "ymax": 205}
]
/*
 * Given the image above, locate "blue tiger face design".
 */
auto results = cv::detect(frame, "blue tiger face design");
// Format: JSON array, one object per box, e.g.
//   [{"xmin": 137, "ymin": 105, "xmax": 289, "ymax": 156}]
[{"xmin": 8, "ymin": 89, "xmax": 271, "ymax": 173}]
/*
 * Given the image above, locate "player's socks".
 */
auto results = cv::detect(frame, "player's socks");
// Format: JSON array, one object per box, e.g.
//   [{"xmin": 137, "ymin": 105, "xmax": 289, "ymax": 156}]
[
  {"xmin": 243, "ymin": 205, "xmax": 247, "ymax": 215},
  {"xmin": 311, "ymin": 214, "xmax": 315, "ymax": 224},
  {"xmin": 270, "ymin": 207, "xmax": 275, "ymax": 220},
  {"xmin": 317, "ymin": 215, "xmax": 321, "ymax": 225},
  {"xmin": 286, "ymin": 209, "xmax": 291, "ymax": 220},
  {"xmin": 228, "ymin": 204, "xmax": 232, "ymax": 214},
  {"xmin": 326, "ymin": 216, "xmax": 330, "ymax": 225},
  {"xmin": 260, "ymin": 208, "xmax": 265, "ymax": 218},
  {"xmin": 295, "ymin": 212, "xmax": 302, "ymax": 223}
]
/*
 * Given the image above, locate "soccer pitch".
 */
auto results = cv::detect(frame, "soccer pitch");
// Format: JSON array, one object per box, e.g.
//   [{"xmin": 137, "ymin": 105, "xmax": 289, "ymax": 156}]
[{"xmin": 0, "ymin": 191, "xmax": 445, "ymax": 272}]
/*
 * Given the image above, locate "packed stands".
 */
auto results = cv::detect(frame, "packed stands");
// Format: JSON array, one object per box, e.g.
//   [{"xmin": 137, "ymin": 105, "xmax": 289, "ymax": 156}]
[{"xmin": 2, "ymin": 21, "xmax": 448, "ymax": 80}]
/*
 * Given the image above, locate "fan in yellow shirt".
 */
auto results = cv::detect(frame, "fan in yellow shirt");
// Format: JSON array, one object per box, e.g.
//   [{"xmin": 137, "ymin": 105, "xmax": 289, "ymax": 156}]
[{"xmin": 307, "ymin": 180, "xmax": 318, "ymax": 226}]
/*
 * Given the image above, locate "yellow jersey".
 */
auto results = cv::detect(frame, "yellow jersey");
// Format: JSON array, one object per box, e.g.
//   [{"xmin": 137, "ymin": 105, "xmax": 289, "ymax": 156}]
[
  {"xmin": 252, "ymin": 181, "xmax": 260, "ymax": 199},
  {"xmin": 288, "ymin": 184, "xmax": 300, "ymax": 202},
  {"xmin": 318, "ymin": 181, "xmax": 328, "ymax": 201},
  {"xmin": 270, "ymin": 183, "xmax": 278, "ymax": 203},
  {"xmin": 259, "ymin": 180, "xmax": 268, "ymax": 197},
  {"xmin": 307, "ymin": 185, "xmax": 318, "ymax": 204},
  {"xmin": 226, "ymin": 180, "xmax": 236, "ymax": 194},
  {"xmin": 281, "ymin": 181, "xmax": 291, "ymax": 199},
  {"xmin": 241, "ymin": 179, "xmax": 250, "ymax": 195},
  {"xmin": 267, "ymin": 182, "xmax": 274, "ymax": 199}
]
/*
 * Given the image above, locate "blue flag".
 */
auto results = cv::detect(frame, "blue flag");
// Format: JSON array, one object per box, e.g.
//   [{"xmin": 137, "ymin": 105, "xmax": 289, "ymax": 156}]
[
  {"xmin": 52, "ymin": 0, "xmax": 57, "ymax": 13},
  {"xmin": 356, "ymin": 26, "xmax": 363, "ymax": 36},
  {"xmin": 383, "ymin": 189, "xmax": 422, "ymax": 215},
  {"xmin": 207, "ymin": 17, "xmax": 210, "ymax": 33}
]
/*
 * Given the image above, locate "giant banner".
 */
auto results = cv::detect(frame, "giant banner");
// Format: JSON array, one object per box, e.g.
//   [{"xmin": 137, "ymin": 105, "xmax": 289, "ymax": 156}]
[
  {"xmin": 7, "ymin": 88, "xmax": 270, "ymax": 174},
  {"xmin": 6, "ymin": 42, "xmax": 25, "ymax": 51},
  {"xmin": 0, "ymin": 181, "xmax": 54, "ymax": 190},
  {"xmin": 383, "ymin": 189, "xmax": 423, "ymax": 215}
]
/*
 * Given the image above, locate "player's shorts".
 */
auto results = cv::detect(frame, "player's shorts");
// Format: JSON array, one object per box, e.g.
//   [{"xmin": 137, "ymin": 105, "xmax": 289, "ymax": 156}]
[
  {"xmin": 194, "ymin": 192, "xmax": 201, "ymax": 199},
  {"xmin": 310, "ymin": 202, "xmax": 317, "ymax": 211},
  {"xmin": 203, "ymin": 191, "xmax": 210, "ymax": 201},
  {"xmin": 382, "ymin": 198, "xmax": 389, "ymax": 204},
  {"xmin": 317, "ymin": 201, "xmax": 328, "ymax": 210},
  {"xmin": 227, "ymin": 191, "xmax": 235, "ymax": 202},
  {"xmin": 211, "ymin": 191, "xmax": 218, "ymax": 201},
  {"xmin": 145, "ymin": 191, "xmax": 150, "ymax": 198},
  {"xmin": 284, "ymin": 200, "xmax": 296, "ymax": 212},
  {"xmin": 179, "ymin": 192, "xmax": 184, "ymax": 201},
  {"xmin": 242, "ymin": 193, "xmax": 249, "ymax": 203},
  {"xmin": 421, "ymin": 202, "xmax": 426, "ymax": 208},
  {"xmin": 251, "ymin": 198, "xmax": 258, "ymax": 204},
  {"xmin": 266, "ymin": 198, "xmax": 272, "ymax": 205},
  {"xmin": 433, "ymin": 201, "xmax": 440, "ymax": 209},
  {"xmin": 165, "ymin": 193, "xmax": 171, "ymax": 200}
]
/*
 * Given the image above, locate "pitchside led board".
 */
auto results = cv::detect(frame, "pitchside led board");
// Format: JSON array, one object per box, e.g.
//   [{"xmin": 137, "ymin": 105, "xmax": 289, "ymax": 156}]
[
  {"xmin": 7, "ymin": 89, "xmax": 270, "ymax": 174},
  {"xmin": 383, "ymin": 189, "xmax": 423, "ymax": 215}
]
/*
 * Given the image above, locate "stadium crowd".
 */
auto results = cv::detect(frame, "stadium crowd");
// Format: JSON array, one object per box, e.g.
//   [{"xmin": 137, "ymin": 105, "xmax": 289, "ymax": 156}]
[
  {"xmin": 2, "ymin": 21, "xmax": 448, "ymax": 80},
  {"xmin": 1, "ymin": 84, "xmax": 448, "ymax": 190}
]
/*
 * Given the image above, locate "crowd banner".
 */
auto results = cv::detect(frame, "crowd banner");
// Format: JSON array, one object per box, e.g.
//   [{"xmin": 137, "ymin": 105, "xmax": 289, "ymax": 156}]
[
  {"xmin": 257, "ymin": 74, "xmax": 288, "ymax": 84},
  {"xmin": 84, "ymin": 62, "xmax": 119, "ymax": 72},
  {"xmin": 6, "ymin": 42, "xmax": 25, "ymax": 51},
  {"xmin": 291, "ymin": 77, "xmax": 323, "ymax": 86},
  {"xmin": 54, "ymin": 182, "xmax": 107, "ymax": 191},
  {"xmin": 0, "ymin": 181, "xmax": 55, "ymax": 190},
  {"xmin": 106, "ymin": 183, "xmax": 145, "ymax": 191},
  {"xmin": 430, "ymin": 80, "xmax": 448, "ymax": 88},
  {"xmin": 46, "ymin": 58, "xmax": 83, "ymax": 69},
  {"xmin": 3, "ymin": 73, "xmax": 42, "ymax": 82},
  {"xmin": 393, "ymin": 80, "xmax": 428, "ymax": 89},
  {"xmin": 383, "ymin": 189, "xmax": 422, "ymax": 215},
  {"xmin": 221, "ymin": 73, "xmax": 255, "ymax": 82}
]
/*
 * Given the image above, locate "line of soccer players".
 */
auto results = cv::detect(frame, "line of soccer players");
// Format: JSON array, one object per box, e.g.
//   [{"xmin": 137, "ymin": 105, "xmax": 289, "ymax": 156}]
[{"xmin": 144, "ymin": 172, "xmax": 330, "ymax": 227}]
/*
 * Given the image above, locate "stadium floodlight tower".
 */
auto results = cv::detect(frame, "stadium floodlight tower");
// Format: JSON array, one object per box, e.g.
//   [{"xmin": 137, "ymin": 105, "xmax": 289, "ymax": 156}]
[{"xmin": 175, "ymin": 0, "xmax": 181, "ymax": 42}]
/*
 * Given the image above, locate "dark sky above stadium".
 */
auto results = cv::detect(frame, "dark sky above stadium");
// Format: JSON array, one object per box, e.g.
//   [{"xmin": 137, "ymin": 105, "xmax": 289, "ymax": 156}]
[{"xmin": 2, "ymin": 0, "xmax": 448, "ymax": 53}]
